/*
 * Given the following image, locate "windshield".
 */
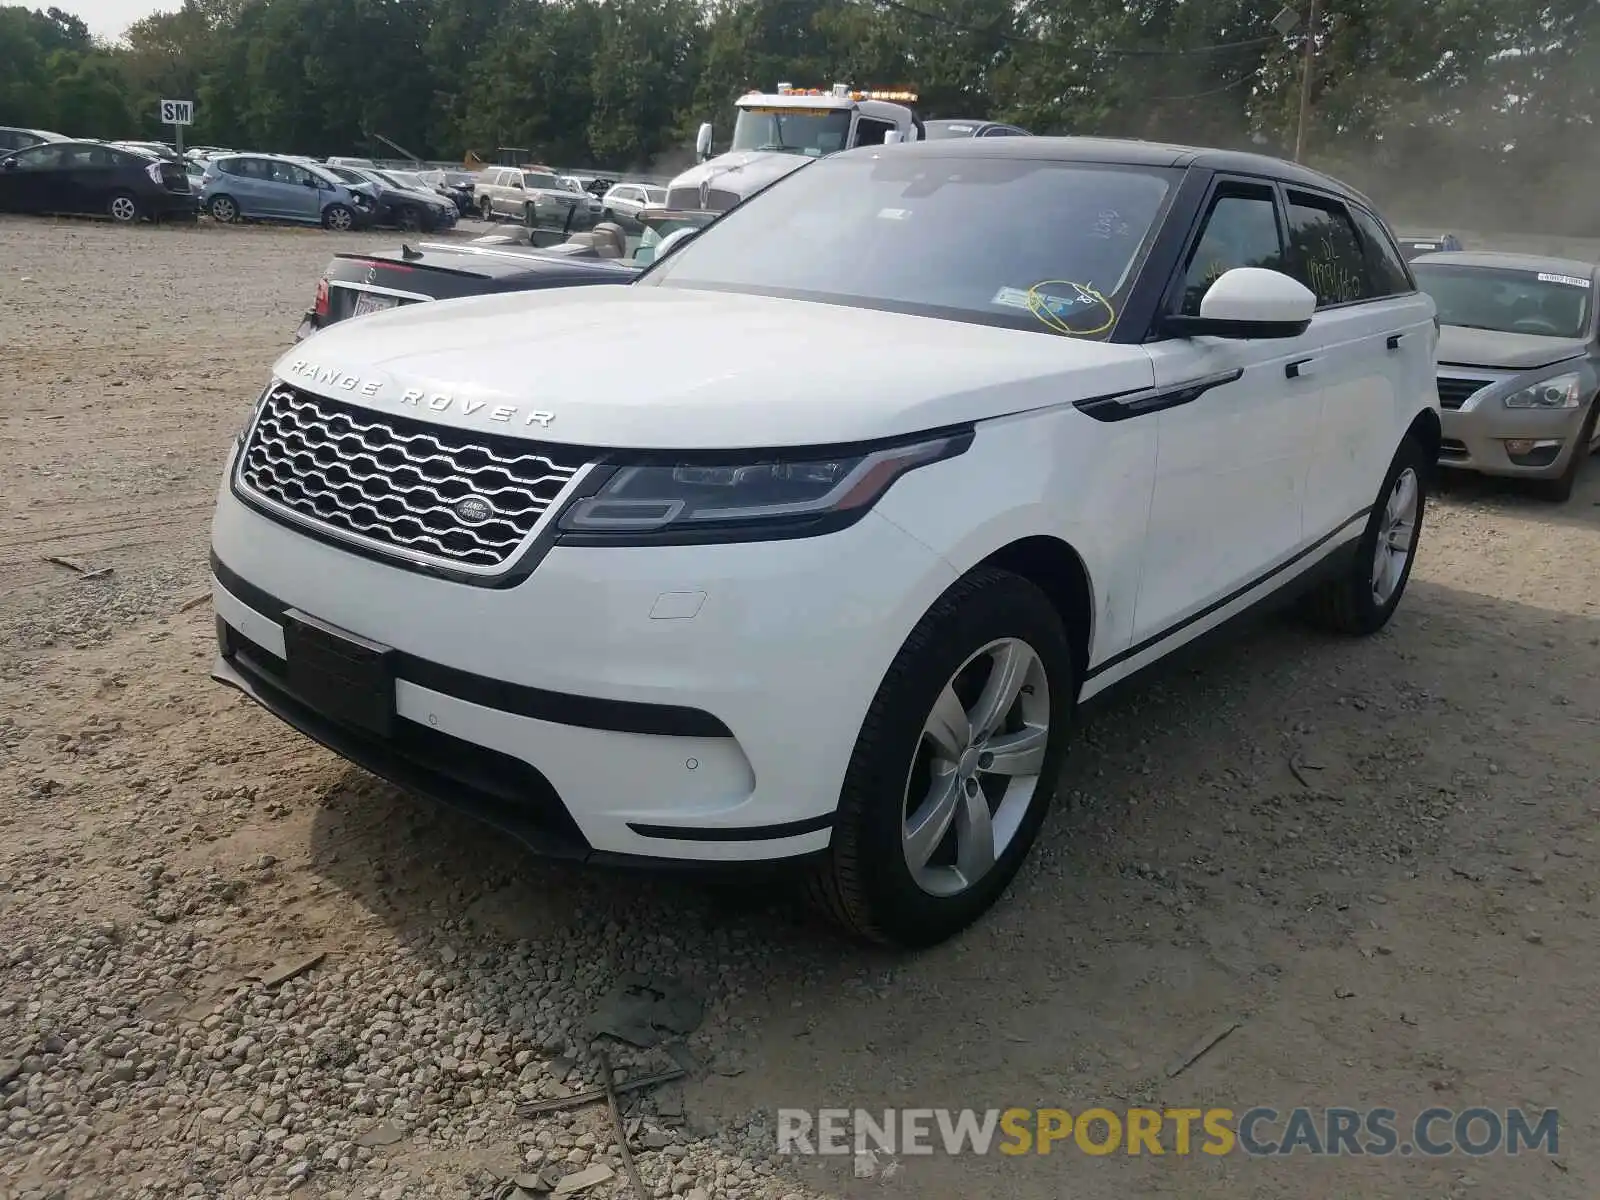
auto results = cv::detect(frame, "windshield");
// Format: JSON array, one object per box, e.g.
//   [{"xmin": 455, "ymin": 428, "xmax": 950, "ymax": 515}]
[
  {"xmin": 643, "ymin": 186, "xmax": 667, "ymax": 204},
  {"xmin": 389, "ymin": 171, "xmax": 428, "ymax": 189},
  {"xmin": 1413, "ymin": 263, "xmax": 1593, "ymax": 338},
  {"xmin": 648, "ymin": 154, "xmax": 1175, "ymax": 338},
  {"xmin": 922, "ymin": 122, "xmax": 979, "ymax": 140},
  {"xmin": 730, "ymin": 106, "xmax": 853, "ymax": 156}
]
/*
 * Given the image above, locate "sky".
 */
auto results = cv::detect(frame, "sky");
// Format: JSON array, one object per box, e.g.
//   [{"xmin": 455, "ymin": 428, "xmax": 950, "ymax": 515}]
[{"xmin": 69, "ymin": 0, "xmax": 174, "ymax": 39}]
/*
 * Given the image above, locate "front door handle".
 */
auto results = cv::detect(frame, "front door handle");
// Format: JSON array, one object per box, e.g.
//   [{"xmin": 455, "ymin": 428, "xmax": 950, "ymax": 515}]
[
  {"xmin": 1386, "ymin": 333, "xmax": 1407, "ymax": 350},
  {"xmin": 1286, "ymin": 357, "xmax": 1318, "ymax": 380}
]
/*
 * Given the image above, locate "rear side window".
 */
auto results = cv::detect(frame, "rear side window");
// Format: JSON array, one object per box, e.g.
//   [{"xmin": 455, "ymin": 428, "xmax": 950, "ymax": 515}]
[
  {"xmin": 1349, "ymin": 206, "xmax": 1413, "ymax": 297},
  {"xmin": 1176, "ymin": 185, "xmax": 1284, "ymax": 316},
  {"xmin": 1285, "ymin": 192, "xmax": 1373, "ymax": 307}
]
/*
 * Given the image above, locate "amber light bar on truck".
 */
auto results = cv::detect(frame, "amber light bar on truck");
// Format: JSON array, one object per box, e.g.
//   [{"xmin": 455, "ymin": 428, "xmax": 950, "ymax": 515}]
[{"xmin": 771, "ymin": 82, "xmax": 919, "ymax": 102}]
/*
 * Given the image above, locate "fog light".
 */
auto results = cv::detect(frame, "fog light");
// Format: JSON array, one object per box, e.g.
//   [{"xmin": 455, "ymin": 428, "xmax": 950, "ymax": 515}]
[{"xmin": 1504, "ymin": 438, "xmax": 1563, "ymax": 467}]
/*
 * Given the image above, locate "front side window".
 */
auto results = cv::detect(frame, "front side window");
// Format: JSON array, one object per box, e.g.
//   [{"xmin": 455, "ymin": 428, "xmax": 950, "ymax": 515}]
[
  {"xmin": 648, "ymin": 154, "xmax": 1176, "ymax": 339},
  {"xmin": 522, "ymin": 171, "xmax": 558, "ymax": 189},
  {"xmin": 1176, "ymin": 187, "xmax": 1284, "ymax": 316},
  {"xmin": 1412, "ymin": 263, "xmax": 1593, "ymax": 339},
  {"xmin": 730, "ymin": 106, "xmax": 853, "ymax": 157},
  {"xmin": 1285, "ymin": 192, "xmax": 1373, "ymax": 307},
  {"xmin": 10, "ymin": 144, "xmax": 64, "ymax": 169},
  {"xmin": 853, "ymin": 117, "xmax": 896, "ymax": 146}
]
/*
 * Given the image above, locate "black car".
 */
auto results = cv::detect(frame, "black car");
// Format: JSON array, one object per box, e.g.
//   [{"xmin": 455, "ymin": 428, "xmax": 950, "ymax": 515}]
[
  {"xmin": 322, "ymin": 165, "xmax": 458, "ymax": 232},
  {"xmin": 0, "ymin": 126, "xmax": 67, "ymax": 154},
  {"xmin": 417, "ymin": 168, "xmax": 477, "ymax": 216},
  {"xmin": 294, "ymin": 209, "xmax": 717, "ymax": 339},
  {"xmin": 920, "ymin": 119, "xmax": 1031, "ymax": 138},
  {"xmin": 0, "ymin": 140, "xmax": 197, "ymax": 222}
]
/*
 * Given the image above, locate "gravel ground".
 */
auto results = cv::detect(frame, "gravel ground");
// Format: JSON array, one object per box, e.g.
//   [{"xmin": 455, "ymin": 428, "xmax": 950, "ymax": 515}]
[{"xmin": 2, "ymin": 215, "xmax": 1599, "ymax": 1200}]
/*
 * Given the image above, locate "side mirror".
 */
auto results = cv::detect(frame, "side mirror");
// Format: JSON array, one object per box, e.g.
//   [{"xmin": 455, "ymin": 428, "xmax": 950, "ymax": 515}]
[
  {"xmin": 695, "ymin": 123, "xmax": 713, "ymax": 161},
  {"xmin": 1162, "ymin": 268, "xmax": 1315, "ymax": 339},
  {"xmin": 654, "ymin": 227, "xmax": 700, "ymax": 261},
  {"xmin": 883, "ymin": 130, "xmax": 902, "ymax": 145}
]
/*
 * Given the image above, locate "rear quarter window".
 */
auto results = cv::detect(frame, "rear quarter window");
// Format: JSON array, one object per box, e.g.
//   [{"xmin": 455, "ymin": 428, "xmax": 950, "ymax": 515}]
[{"xmin": 1349, "ymin": 207, "xmax": 1414, "ymax": 297}]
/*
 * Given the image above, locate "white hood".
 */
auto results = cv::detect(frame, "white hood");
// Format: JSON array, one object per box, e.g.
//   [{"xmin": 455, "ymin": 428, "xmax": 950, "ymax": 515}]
[
  {"xmin": 667, "ymin": 151, "xmax": 812, "ymax": 202},
  {"xmin": 277, "ymin": 286, "xmax": 1156, "ymax": 450}
]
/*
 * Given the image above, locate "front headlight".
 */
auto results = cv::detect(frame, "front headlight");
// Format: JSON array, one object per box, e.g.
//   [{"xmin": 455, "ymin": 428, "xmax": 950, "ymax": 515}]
[
  {"xmin": 557, "ymin": 433, "xmax": 971, "ymax": 541},
  {"xmin": 1503, "ymin": 372, "xmax": 1583, "ymax": 409}
]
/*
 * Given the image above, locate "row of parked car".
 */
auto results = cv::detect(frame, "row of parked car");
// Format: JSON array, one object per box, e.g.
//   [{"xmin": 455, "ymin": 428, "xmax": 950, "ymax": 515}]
[{"xmin": 0, "ymin": 124, "xmax": 672, "ymax": 237}]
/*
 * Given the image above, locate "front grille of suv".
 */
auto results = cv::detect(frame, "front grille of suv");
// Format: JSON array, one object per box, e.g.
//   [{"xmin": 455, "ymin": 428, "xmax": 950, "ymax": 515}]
[
  {"xmin": 237, "ymin": 383, "xmax": 587, "ymax": 572},
  {"xmin": 664, "ymin": 185, "xmax": 740, "ymax": 212},
  {"xmin": 1436, "ymin": 376, "xmax": 1492, "ymax": 410}
]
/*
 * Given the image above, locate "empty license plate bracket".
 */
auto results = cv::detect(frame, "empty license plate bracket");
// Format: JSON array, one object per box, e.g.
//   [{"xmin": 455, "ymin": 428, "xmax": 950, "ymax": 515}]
[{"xmin": 281, "ymin": 609, "xmax": 396, "ymax": 737}]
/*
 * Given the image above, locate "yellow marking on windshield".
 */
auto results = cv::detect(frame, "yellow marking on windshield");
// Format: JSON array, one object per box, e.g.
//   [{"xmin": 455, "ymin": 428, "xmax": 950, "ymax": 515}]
[{"xmin": 1027, "ymin": 280, "xmax": 1116, "ymax": 337}]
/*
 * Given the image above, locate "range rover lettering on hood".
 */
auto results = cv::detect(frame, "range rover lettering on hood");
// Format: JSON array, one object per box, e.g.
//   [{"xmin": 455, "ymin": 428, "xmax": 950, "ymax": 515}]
[{"xmin": 285, "ymin": 358, "xmax": 555, "ymax": 428}]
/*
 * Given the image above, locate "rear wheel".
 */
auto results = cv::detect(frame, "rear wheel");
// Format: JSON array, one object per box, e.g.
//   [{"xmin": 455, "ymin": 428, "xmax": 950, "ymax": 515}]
[
  {"xmin": 107, "ymin": 191, "xmax": 140, "ymax": 223},
  {"xmin": 323, "ymin": 204, "xmax": 355, "ymax": 232},
  {"xmin": 807, "ymin": 568, "xmax": 1074, "ymax": 947},
  {"xmin": 1535, "ymin": 401, "xmax": 1597, "ymax": 502},
  {"xmin": 478, "ymin": 196, "xmax": 494, "ymax": 221},
  {"xmin": 208, "ymin": 194, "xmax": 238, "ymax": 223},
  {"xmin": 1304, "ymin": 435, "xmax": 1427, "ymax": 635},
  {"xmin": 397, "ymin": 205, "xmax": 424, "ymax": 232}
]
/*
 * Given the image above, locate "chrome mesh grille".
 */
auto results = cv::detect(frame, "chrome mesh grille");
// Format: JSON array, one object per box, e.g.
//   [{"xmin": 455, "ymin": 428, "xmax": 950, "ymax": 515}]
[{"xmin": 237, "ymin": 384, "xmax": 586, "ymax": 571}]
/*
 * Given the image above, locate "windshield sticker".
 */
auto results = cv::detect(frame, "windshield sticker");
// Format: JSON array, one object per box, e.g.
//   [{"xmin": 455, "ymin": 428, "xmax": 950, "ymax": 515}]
[
  {"xmin": 877, "ymin": 207, "xmax": 910, "ymax": 220},
  {"xmin": 993, "ymin": 281, "xmax": 1116, "ymax": 337},
  {"xmin": 1538, "ymin": 272, "xmax": 1589, "ymax": 288}
]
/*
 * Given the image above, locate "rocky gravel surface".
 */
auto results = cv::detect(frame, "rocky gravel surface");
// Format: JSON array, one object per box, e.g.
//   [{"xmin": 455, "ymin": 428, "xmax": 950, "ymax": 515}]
[{"xmin": 4, "ymin": 217, "xmax": 1600, "ymax": 1200}]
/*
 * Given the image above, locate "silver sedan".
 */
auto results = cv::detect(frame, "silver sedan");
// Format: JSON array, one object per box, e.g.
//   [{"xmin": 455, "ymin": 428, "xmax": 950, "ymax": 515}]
[{"xmin": 1412, "ymin": 250, "xmax": 1600, "ymax": 501}]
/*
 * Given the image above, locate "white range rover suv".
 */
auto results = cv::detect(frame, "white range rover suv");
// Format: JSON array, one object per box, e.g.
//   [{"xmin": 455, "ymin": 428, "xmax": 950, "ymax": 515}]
[{"xmin": 210, "ymin": 138, "xmax": 1440, "ymax": 948}]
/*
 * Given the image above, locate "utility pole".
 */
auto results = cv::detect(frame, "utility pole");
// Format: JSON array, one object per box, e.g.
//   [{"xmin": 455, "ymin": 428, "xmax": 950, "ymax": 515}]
[{"xmin": 1292, "ymin": 0, "xmax": 1319, "ymax": 162}]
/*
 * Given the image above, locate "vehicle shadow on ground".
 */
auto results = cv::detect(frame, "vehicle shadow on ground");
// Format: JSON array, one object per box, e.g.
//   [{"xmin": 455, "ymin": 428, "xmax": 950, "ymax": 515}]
[
  {"xmin": 1434, "ymin": 458, "xmax": 1600, "ymax": 531},
  {"xmin": 302, "ymin": 579, "xmax": 1600, "ymax": 1198}
]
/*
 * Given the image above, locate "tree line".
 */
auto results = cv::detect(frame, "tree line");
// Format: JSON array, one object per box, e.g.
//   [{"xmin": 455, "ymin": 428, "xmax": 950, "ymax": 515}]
[{"xmin": 2, "ymin": 0, "xmax": 1598, "ymax": 229}]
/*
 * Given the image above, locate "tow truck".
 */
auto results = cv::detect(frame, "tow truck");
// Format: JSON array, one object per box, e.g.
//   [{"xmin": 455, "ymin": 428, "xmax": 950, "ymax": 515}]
[{"xmin": 665, "ymin": 82, "xmax": 920, "ymax": 214}]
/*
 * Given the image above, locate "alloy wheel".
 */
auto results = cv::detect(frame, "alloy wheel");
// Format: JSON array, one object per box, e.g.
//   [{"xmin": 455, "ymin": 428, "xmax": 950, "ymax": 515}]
[
  {"xmin": 326, "ymin": 207, "xmax": 352, "ymax": 231},
  {"xmin": 1372, "ymin": 466, "xmax": 1418, "ymax": 605},
  {"xmin": 901, "ymin": 637, "xmax": 1051, "ymax": 897},
  {"xmin": 109, "ymin": 196, "xmax": 138, "ymax": 223}
]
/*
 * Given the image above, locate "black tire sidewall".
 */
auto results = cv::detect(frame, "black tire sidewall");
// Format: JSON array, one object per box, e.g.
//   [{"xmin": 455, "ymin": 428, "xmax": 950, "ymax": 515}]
[
  {"xmin": 1349, "ymin": 436, "xmax": 1429, "ymax": 630},
  {"xmin": 834, "ymin": 571, "xmax": 1074, "ymax": 946}
]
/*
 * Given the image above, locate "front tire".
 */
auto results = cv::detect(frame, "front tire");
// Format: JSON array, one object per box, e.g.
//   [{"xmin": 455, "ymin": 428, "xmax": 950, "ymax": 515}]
[
  {"xmin": 397, "ymin": 205, "xmax": 424, "ymax": 232},
  {"xmin": 479, "ymin": 196, "xmax": 494, "ymax": 221},
  {"xmin": 1534, "ymin": 401, "xmax": 1596, "ymax": 502},
  {"xmin": 808, "ymin": 568, "xmax": 1074, "ymax": 948},
  {"xmin": 323, "ymin": 204, "xmax": 355, "ymax": 232},
  {"xmin": 1304, "ymin": 435, "xmax": 1428, "ymax": 636}
]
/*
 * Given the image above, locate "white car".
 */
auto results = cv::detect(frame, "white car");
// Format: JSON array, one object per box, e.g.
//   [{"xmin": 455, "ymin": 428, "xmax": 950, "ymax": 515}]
[
  {"xmin": 209, "ymin": 138, "xmax": 1440, "ymax": 947},
  {"xmin": 600, "ymin": 181, "xmax": 668, "ymax": 223}
]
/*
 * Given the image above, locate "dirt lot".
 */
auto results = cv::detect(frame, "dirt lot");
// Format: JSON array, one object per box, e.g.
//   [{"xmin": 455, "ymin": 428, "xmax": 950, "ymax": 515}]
[{"xmin": 2, "ymin": 215, "xmax": 1599, "ymax": 1200}]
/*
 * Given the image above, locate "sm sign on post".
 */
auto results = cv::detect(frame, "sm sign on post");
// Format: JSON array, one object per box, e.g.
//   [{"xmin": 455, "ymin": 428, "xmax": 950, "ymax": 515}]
[{"xmin": 160, "ymin": 99, "xmax": 194, "ymax": 125}]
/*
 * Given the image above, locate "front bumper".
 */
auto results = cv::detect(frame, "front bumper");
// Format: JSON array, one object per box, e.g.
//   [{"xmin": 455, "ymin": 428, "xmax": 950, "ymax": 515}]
[
  {"xmin": 1439, "ymin": 402, "xmax": 1590, "ymax": 478},
  {"xmin": 209, "ymin": 470, "xmax": 958, "ymax": 863}
]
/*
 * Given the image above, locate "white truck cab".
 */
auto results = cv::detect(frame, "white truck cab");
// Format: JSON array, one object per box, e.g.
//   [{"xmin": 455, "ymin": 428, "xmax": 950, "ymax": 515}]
[{"xmin": 665, "ymin": 82, "xmax": 919, "ymax": 213}]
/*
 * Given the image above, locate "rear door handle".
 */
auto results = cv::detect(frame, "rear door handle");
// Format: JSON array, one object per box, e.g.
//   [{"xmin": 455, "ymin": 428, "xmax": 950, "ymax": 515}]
[
  {"xmin": 1286, "ymin": 357, "xmax": 1319, "ymax": 380},
  {"xmin": 1386, "ymin": 333, "xmax": 1407, "ymax": 350}
]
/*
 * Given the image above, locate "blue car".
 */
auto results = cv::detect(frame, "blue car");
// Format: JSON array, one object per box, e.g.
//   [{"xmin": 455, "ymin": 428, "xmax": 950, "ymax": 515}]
[{"xmin": 201, "ymin": 154, "xmax": 375, "ymax": 230}]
